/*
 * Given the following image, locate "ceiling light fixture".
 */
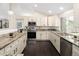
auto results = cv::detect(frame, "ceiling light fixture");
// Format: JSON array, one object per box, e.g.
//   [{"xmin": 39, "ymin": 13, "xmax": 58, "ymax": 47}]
[
  {"xmin": 48, "ymin": 10, "xmax": 52, "ymax": 14},
  {"xmin": 69, "ymin": 16, "xmax": 74, "ymax": 21},
  {"xmin": 22, "ymin": 13, "xmax": 32, "ymax": 16},
  {"xmin": 8, "ymin": 10, "xmax": 14, "ymax": 15},
  {"xmin": 59, "ymin": 7, "xmax": 64, "ymax": 10},
  {"xmin": 8, "ymin": 3, "xmax": 14, "ymax": 15},
  {"xmin": 34, "ymin": 4, "xmax": 38, "ymax": 7}
]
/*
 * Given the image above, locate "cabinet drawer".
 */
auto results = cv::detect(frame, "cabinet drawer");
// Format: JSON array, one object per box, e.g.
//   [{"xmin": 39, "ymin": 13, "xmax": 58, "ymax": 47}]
[
  {"xmin": 0, "ymin": 49, "xmax": 5, "ymax": 56},
  {"xmin": 5, "ymin": 45, "xmax": 11, "ymax": 56},
  {"xmin": 72, "ymin": 45, "xmax": 79, "ymax": 56}
]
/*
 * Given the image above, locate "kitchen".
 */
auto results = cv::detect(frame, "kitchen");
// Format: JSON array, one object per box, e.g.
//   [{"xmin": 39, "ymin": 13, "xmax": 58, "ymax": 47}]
[{"xmin": 0, "ymin": 3, "xmax": 79, "ymax": 56}]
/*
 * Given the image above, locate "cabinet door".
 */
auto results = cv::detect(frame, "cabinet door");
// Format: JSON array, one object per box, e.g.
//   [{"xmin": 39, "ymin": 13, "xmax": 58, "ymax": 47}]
[
  {"xmin": 41, "ymin": 31, "xmax": 47, "ymax": 40},
  {"xmin": 47, "ymin": 31, "xmax": 51, "ymax": 40},
  {"xmin": 18, "ymin": 35, "xmax": 26, "ymax": 53},
  {"xmin": 51, "ymin": 33, "xmax": 57, "ymax": 47},
  {"xmin": 60, "ymin": 38, "xmax": 72, "ymax": 56},
  {"xmin": 50, "ymin": 32, "xmax": 56, "ymax": 46},
  {"xmin": 41, "ymin": 31, "xmax": 49, "ymax": 40},
  {"xmin": 55, "ymin": 36, "xmax": 60, "ymax": 53},
  {"xmin": 5, "ymin": 45, "xmax": 11, "ymax": 56},
  {"xmin": 46, "ymin": 31, "xmax": 50, "ymax": 40},
  {"xmin": 72, "ymin": 45, "xmax": 79, "ymax": 56},
  {"xmin": 36, "ymin": 31, "xmax": 41, "ymax": 39},
  {"xmin": 50, "ymin": 33, "xmax": 60, "ymax": 53},
  {"xmin": 0, "ymin": 49, "xmax": 5, "ymax": 56},
  {"xmin": 10, "ymin": 42, "xmax": 16, "ymax": 55}
]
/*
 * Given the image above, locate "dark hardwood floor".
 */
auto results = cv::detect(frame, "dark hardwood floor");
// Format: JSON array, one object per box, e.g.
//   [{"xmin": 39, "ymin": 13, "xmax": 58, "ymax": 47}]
[{"xmin": 22, "ymin": 40, "xmax": 60, "ymax": 56}]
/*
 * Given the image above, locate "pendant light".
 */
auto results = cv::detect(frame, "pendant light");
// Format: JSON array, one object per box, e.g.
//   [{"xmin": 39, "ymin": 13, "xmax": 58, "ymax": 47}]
[{"xmin": 8, "ymin": 3, "xmax": 14, "ymax": 15}]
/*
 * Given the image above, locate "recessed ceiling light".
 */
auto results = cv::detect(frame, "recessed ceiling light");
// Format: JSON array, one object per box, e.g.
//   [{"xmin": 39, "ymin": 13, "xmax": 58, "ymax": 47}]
[
  {"xmin": 48, "ymin": 10, "xmax": 52, "ymax": 14},
  {"xmin": 69, "ymin": 16, "xmax": 74, "ymax": 21},
  {"xmin": 34, "ymin": 4, "xmax": 38, "ymax": 7},
  {"xmin": 59, "ymin": 7, "xmax": 64, "ymax": 10},
  {"xmin": 8, "ymin": 10, "xmax": 14, "ymax": 15},
  {"xmin": 22, "ymin": 13, "xmax": 32, "ymax": 16}
]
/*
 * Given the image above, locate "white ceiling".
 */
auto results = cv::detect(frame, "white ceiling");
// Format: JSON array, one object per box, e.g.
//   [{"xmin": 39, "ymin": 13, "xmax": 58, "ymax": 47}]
[{"xmin": 0, "ymin": 3, "xmax": 73, "ymax": 16}]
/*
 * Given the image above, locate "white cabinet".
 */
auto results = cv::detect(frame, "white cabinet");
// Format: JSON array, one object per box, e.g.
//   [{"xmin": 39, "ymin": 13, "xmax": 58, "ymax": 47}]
[
  {"xmin": 4, "ymin": 39, "xmax": 19, "ymax": 56},
  {"xmin": 0, "ymin": 48, "xmax": 5, "ymax": 56},
  {"xmin": 40, "ymin": 31, "xmax": 47, "ymax": 40},
  {"xmin": 4, "ymin": 44, "xmax": 12, "ymax": 56},
  {"xmin": 36, "ymin": 31, "xmax": 49, "ymax": 40},
  {"xmin": 15, "ymin": 34, "xmax": 26, "ymax": 55},
  {"xmin": 50, "ymin": 32, "xmax": 60, "ymax": 53},
  {"xmin": 18, "ymin": 35, "xmax": 26, "ymax": 53},
  {"xmin": 72, "ymin": 45, "xmax": 79, "ymax": 56},
  {"xmin": 10, "ymin": 42, "xmax": 17, "ymax": 56},
  {"xmin": 55, "ymin": 36, "xmax": 60, "ymax": 53},
  {"xmin": 0, "ymin": 33, "xmax": 26, "ymax": 56},
  {"xmin": 36, "ymin": 31, "xmax": 41, "ymax": 39}
]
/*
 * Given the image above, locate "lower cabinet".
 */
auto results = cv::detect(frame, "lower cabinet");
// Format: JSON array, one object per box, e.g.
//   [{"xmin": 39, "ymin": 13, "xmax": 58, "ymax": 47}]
[
  {"xmin": 50, "ymin": 32, "xmax": 60, "ymax": 53},
  {"xmin": 72, "ymin": 45, "xmax": 79, "ymax": 56},
  {"xmin": 5, "ymin": 44, "xmax": 13, "ymax": 56},
  {"xmin": 55, "ymin": 37, "xmax": 60, "ymax": 53},
  {"xmin": 36, "ymin": 31, "xmax": 49, "ymax": 40},
  {"xmin": 60, "ymin": 37, "xmax": 72, "ymax": 56},
  {"xmin": 0, "ymin": 48, "xmax": 5, "ymax": 56},
  {"xmin": 0, "ymin": 34, "xmax": 26, "ymax": 56}
]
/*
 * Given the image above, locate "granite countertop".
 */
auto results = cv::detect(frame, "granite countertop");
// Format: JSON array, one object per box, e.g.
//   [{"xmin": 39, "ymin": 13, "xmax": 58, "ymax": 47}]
[
  {"xmin": 51, "ymin": 31, "xmax": 79, "ymax": 47},
  {"xmin": 0, "ymin": 32, "xmax": 25, "ymax": 50}
]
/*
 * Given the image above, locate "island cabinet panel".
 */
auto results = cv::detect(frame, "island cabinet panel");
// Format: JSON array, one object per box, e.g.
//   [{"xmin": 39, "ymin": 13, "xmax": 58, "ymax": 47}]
[
  {"xmin": 60, "ymin": 37, "xmax": 72, "ymax": 56},
  {"xmin": 50, "ymin": 32, "xmax": 60, "ymax": 53},
  {"xmin": 72, "ymin": 45, "xmax": 79, "ymax": 56}
]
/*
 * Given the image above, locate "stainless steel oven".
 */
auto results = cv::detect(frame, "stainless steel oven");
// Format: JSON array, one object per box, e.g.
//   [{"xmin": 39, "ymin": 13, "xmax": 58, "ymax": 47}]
[{"xmin": 27, "ymin": 22, "xmax": 36, "ymax": 39}]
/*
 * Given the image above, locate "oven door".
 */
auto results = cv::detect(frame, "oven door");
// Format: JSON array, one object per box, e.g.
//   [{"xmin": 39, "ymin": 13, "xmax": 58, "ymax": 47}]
[{"xmin": 27, "ymin": 32, "xmax": 36, "ymax": 39}]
